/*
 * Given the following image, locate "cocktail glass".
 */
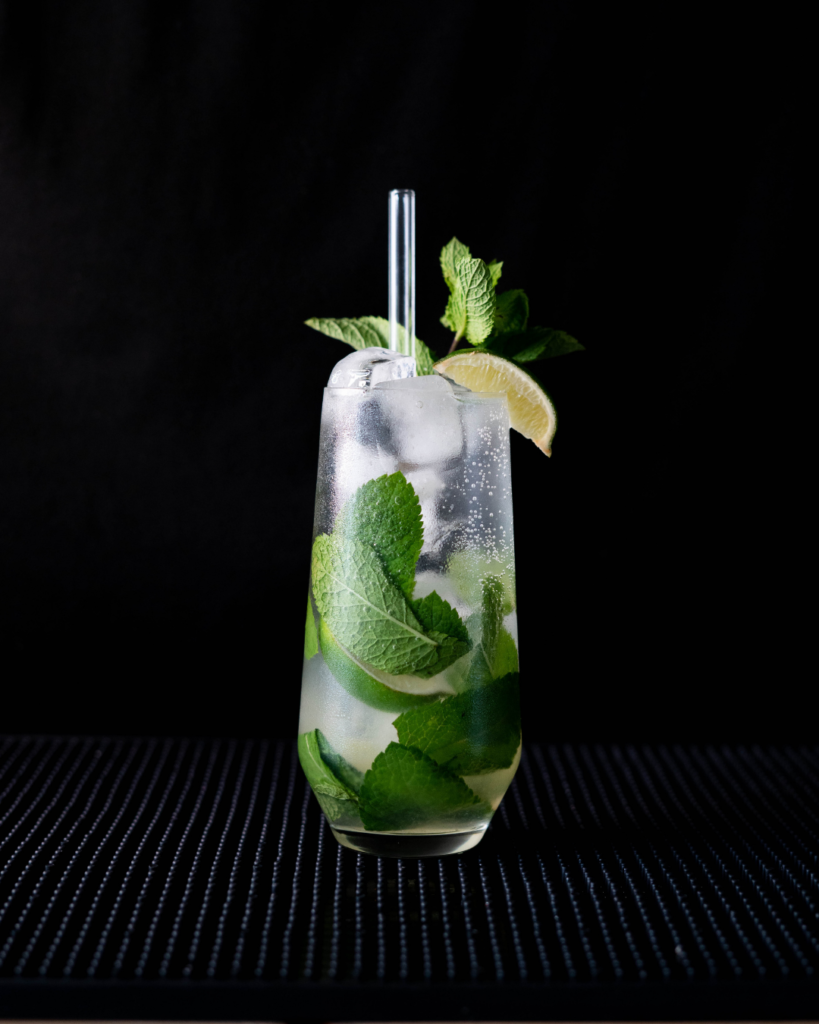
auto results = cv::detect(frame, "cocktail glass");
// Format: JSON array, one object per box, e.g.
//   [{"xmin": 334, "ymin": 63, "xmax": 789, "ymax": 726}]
[{"xmin": 297, "ymin": 191, "xmax": 521, "ymax": 858}]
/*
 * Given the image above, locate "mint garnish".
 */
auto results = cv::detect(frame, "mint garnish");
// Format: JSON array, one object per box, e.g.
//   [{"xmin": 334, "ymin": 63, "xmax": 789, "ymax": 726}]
[
  {"xmin": 486, "ymin": 326, "xmax": 584, "ymax": 363},
  {"xmin": 305, "ymin": 233, "xmax": 582, "ymax": 371},
  {"xmin": 493, "ymin": 289, "xmax": 529, "ymax": 336},
  {"xmin": 298, "ymin": 729, "xmax": 362, "ymax": 823},
  {"xmin": 304, "ymin": 597, "xmax": 319, "ymax": 660},
  {"xmin": 440, "ymin": 236, "xmax": 472, "ymax": 295},
  {"xmin": 335, "ymin": 471, "xmax": 423, "ymax": 599},
  {"xmin": 304, "ymin": 316, "xmax": 436, "ymax": 375},
  {"xmin": 358, "ymin": 742, "xmax": 488, "ymax": 831},
  {"xmin": 394, "ymin": 672, "xmax": 521, "ymax": 776},
  {"xmin": 457, "ymin": 257, "xmax": 497, "ymax": 346}
]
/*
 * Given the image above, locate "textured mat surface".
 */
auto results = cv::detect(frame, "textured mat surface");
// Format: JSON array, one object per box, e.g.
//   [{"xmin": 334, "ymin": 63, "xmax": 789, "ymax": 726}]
[{"xmin": 1, "ymin": 736, "xmax": 818, "ymax": 1019}]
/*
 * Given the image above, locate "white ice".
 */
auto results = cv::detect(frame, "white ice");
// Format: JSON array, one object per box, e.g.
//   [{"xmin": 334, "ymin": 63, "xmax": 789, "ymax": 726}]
[
  {"xmin": 373, "ymin": 372, "xmax": 464, "ymax": 465},
  {"xmin": 298, "ymin": 653, "xmax": 399, "ymax": 773},
  {"xmin": 328, "ymin": 346, "xmax": 416, "ymax": 388}
]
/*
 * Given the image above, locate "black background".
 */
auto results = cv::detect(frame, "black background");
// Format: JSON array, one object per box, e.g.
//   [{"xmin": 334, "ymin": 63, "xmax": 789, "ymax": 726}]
[{"xmin": 0, "ymin": 4, "xmax": 803, "ymax": 740}]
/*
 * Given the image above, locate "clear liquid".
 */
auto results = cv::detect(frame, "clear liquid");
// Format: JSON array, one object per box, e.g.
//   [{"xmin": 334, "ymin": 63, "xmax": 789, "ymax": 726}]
[{"xmin": 299, "ymin": 382, "xmax": 520, "ymax": 852}]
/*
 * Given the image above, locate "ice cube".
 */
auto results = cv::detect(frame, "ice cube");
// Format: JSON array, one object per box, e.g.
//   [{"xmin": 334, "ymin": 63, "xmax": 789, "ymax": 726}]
[
  {"xmin": 328, "ymin": 346, "xmax": 416, "ymax": 388},
  {"xmin": 374, "ymin": 372, "xmax": 452, "ymax": 393},
  {"xmin": 373, "ymin": 373, "xmax": 464, "ymax": 464},
  {"xmin": 434, "ymin": 371, "xmax": 472, "ymax": 394}
]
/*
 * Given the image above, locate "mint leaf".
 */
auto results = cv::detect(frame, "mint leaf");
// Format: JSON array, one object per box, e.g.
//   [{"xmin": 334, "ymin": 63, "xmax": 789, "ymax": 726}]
[
  {"xmin": 312, "ymin": 534, "xmax": 471, "ymax": 678},
  {"xmin": 489, "ymin": 326, "xmax": 584, "ymax": 362},
  {"xmin": 359, "ymin": 742, "xmax": 488, "ymax": 831},
  {"xmin": 446, "ymin": 549, "xmax": 516, "ymax": 616},
  {"xmin": 298, "ymin": 728, "xmax": 361, "ymax": 822},
  {"xmin": 463, "ymin": 577, "xmax": 500, "ymax": 688},
  {"xmin": 440, "ymin": 237, "xmax": 472, "ymax": 294},
  {"xmin": 319, "ymin": 617, "xmax": 441, "ymax": 713},
  {"xmin": 316, "ymin": 729, "xmax": 364, "ymax": 795},
  {"xmin": 463, "ymin": 624, "xmax": 519, "ymax": 689},
  {"xmin": 440, "ymin": 243, "xmax": 499, "ymax": 345},
  {"xmin": 304, "ymin": 597, "xmax": 319, "ymax": 660},
  {"xmin": 478, "ymin": 575, "xmax": 503, "ymax": 669},
  {"xmin": 394, "ymin": 673, "xmax": 521, "ymax": 776},
  {"xmin": 315, "ymin": 473, "xmax": 472, "ymax": 679},
  {"xmin": 410, "ymin": 591, "xmax": 472, "ymax": 676},
  {"xmin": 492, "ymin": 628, "xmax": 519, "ymax": 678},
  {"xmin": 457, "ymin": 258, "xmax": 497, "ymax": 346},
  {"xmin": 304, "ymin": 316, "xmax": 437, "ymax": 375},
  {"xmin": 311, "ymin": 534, "xmax": 436, "ymax": 675},
  {"xmin": 440, "ymin": 289, "xmax": 466, "ymax": 336},
  {"xmin": 439, "ymin": 239, "xmax": 471, "ymax": 336},
  {"xmin": 336, "ymin": 472, "xmax": 422, "ymax": 599},
  {"xmin": 305, "ymin": 316, "xmax": 387, "ymax": 350},
  {"xmin": 492, "ymin": 289, "xmax": 529, "ymax": 336}
]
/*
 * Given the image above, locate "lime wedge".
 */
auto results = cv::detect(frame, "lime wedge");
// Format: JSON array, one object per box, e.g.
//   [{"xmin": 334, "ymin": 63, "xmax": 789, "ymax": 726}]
[
  {"xmin": 319, "ymin": 618, "xmax": 448, "ymax": 713},
  {"xmin": 434, "ymin": 351, "xmax": 557, "ymax": 455}
]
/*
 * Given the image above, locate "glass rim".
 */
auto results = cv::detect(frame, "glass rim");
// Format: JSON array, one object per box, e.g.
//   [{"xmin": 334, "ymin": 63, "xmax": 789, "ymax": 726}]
[{"xmin": 323, "ymin": 386, "xmax": 508, "ymax": 402}]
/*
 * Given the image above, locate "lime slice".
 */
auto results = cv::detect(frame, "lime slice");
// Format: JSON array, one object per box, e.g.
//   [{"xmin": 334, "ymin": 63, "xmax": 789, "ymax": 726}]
[
  {"xmin": 319, "ymin": 618, "xmax": 448, "ymax": 713},
  {"xmin": 434, "ymin": 351, "xmax": 557, "ymax": 455}
]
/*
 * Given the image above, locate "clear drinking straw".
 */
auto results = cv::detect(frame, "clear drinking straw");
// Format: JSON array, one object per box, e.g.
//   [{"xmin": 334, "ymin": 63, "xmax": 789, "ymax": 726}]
[{"xmin": 388, "ymin": 189, "xmax": 416, "ymax": 359}]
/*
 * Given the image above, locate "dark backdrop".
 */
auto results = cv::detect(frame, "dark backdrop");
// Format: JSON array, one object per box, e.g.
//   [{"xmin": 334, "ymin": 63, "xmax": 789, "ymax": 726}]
[{"xmin": 0, "ymin": 4, "xmax": 802, "ymax": 739}]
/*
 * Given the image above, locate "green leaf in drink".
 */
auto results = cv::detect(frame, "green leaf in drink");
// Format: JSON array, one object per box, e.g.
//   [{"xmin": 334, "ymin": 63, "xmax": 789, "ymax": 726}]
[
  {"xmin": 393, "ymin": 672, "xmax": 521, "ymax": 776},
  {"xmin": 335, "ymin": 472, "xmax": 423, "ymax": 600},
  {"xmin": 298, "ymin": 728, "xmax": 362, "ymax": 823},
  {"xmin": 409, "ymin": 590, "xmax": 472, "ymax": 674},
  {"xmin": 315, "ymin": 729, "xmax": 365, "ymax": 794},
  {"xmin": 311, "ymin": 534, "xmax": 434, "ymax": 675},
  {"xmin": 358, "ymin": 742, "xmax": 488, "ymax": 831},
  {"xmin": 312, "ymin": 532, "xmax": 470, "ymax": 679},
  {"xmin": 318, "ymin": 618, "xmax": 442, "ymax": 713},
  {"xmin": 459, "ymin": 575, "xmax": 519, "ymax": 690},
  {"xmin": 304, "ymin": 597, "xmax": 319, "ymax": 660},
  {"xmin": 312, "ymin": 472, "xmax": 472, "ymax": 679}
]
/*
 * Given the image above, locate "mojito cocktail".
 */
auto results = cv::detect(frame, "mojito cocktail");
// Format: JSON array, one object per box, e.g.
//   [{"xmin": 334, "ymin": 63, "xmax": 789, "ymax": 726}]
[{"xmin": 299, "ymin": 359, "xmax": 520, "ymax": 857}]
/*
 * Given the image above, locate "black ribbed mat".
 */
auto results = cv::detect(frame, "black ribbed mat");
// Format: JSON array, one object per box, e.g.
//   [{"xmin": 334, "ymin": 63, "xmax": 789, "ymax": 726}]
[{"xmin": 1, "ymin": 735, "xmax": 818, "ymax": 1020}]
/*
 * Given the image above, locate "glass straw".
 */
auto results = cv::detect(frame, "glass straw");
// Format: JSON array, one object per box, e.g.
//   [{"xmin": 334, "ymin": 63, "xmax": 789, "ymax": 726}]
[{"xmin": 388, "ymin": 189, "xmax": 415, "ymax": 359}]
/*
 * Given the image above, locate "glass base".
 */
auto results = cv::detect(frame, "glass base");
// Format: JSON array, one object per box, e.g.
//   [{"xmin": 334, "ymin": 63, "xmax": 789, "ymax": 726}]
[{"xmin": 330, "ymin": 826, "xmax": 487, "ymax": 858}]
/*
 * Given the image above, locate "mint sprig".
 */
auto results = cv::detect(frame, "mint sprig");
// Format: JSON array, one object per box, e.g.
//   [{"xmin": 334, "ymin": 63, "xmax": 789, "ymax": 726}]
[
  {"xmin": 304, "ymin": 316, "xmax": 436, "ymax": 375},
  {"xmin": 439, "ymin": 237, "xmax": 583, "ymax": 362},
  {"xmin": 304, "ymin": 235, "xmax": 582, "ymax": 373}
]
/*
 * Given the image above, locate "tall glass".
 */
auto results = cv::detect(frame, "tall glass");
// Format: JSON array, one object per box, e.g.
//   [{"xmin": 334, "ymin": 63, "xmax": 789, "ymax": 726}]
[{"xmin": 298, "ymin": 375, "xmax": 521, "ymax": 857}]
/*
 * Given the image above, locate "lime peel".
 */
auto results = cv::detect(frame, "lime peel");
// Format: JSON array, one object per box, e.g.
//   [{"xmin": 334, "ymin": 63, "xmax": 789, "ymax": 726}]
[{"xmin": 434, "ymin": 351, "xmax": 556, "ymax": 455}]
